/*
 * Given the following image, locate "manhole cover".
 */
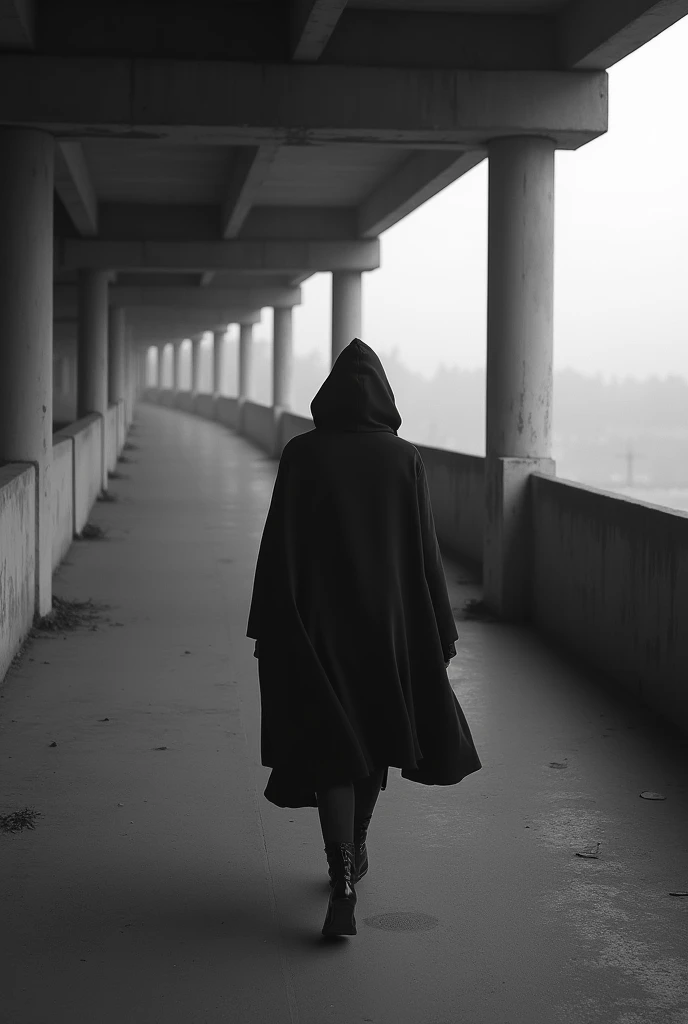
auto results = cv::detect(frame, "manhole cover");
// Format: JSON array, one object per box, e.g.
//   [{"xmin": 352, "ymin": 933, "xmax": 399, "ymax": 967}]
[{"xmin": 363, "ymin": 912, "xmax": 439, "ymax": 932}]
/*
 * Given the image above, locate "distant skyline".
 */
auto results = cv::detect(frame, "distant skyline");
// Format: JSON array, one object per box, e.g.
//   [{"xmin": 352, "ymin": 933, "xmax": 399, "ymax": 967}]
[{"xmin": 247, "ymin": 17, "xmax": 688, "ymax": 383}]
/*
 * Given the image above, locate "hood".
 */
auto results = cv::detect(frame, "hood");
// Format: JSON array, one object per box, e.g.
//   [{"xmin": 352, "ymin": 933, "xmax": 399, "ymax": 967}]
[{"xmin": 310, "ymin": 339, "xmax": 402, "ymax": 434}]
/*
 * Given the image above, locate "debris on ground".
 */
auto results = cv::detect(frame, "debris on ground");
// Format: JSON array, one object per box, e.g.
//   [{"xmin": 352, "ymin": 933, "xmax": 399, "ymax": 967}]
[
  {"xmin": 153, "ymin": 746, "xmax": 168, "ymax": 750},
  {"xmin": 576, "ymin": 843, "xmax": 601, "ymax": 859},
  {"xmin": 461, "ymin": 598, "xmax": 500, "ymax": 622},
  {"xmin": 669, "ymin": 891, "xmax": 688, "ymax": 898},
  {"xmin": 49, "ymin": 741, "xmax": 57, "ymax": 747},
  {"xmin": 117, "ymin": 455, "xmax": 132, "ymax": 464},
  {"xmin": 33, "ymin": 596, "xmax": 104, "ymax": 634},
  {"xmin": 123, "ymin": 443, "xmax": 139, "ymax": 451},
  {"xmin": 108, "ymin": 471, "xmax": 127, "ymax": 481},
  {"xmin": 97, "ymin": 491, "xmax": 118, "ymax": 503},
  {"xmin": 640, "ymin": 791, "xmax": 666, "ymax": 800},
  {"xmin": 549, "ymin": 761, "xmax": 568, "ymax": 769},
  {"xmin": 78, "ymin": 523, "xmax": 107, "ymax": 540},
  {"xmin": 0, "ymin": 807, "xmax": 42, "ymax": 833}
]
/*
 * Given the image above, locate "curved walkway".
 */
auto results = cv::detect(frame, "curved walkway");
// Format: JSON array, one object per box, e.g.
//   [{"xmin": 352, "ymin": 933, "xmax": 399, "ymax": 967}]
[{"xmin": 1, "ymin": 403, "xmax": 687, "ymax": 1024}]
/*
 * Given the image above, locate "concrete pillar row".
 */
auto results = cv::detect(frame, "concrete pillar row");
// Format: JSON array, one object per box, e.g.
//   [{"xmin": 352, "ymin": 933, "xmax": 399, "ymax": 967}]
[
  {"xmin": 331, "ymin": 270, "xmax": 362, "ymax": 366},
  {"xmin": 0, "ymin": 128, "xmax": 55, "ymax": 617},
  {"xmin": 483, "ymin": 135, "xmax": 557, "ymax": 621},
  {"xmin": 212, "ymin": 329, "xmax": 225, "ymax": 397},
  {"xmin": 237, "ymin": 322, "xmax": 254, "ymax": 435}
]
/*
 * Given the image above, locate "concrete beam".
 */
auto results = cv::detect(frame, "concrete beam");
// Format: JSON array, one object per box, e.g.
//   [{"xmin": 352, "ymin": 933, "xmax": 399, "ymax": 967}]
[
  {"xmin": 54, "ymin": 141, "xmax": 98, "ymax": 236},
  {"xmin": 55, "ymin": 285, "xmax": 301, "ymax": 312},
  {"xmin": 291, "ymin": 0, "xmax": 348, "ymax": 60},
  {"xmin": 559, "ymin": 0, "xmax": 688, "ymax": 69},
  {"xmin": 0, "ymin": 57, "xmax": 608, "ymax": 149},
  {"xmin": 0, "ymin": 0, "xmax": 33, "ymax": 49},
  {"xmin": 358, "ymin": 150, "xmax": 486, "ymax": 238},
  {"xmin": 59, "ymin": 239, "xmax": 381, "ymax": 273},
  {"xmin": 221, "ymin": 145, "xmax": 279, "ymax": 238}
]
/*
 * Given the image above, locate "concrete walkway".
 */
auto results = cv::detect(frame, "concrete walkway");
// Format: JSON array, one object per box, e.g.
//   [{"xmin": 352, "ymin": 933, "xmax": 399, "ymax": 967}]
[{"xmin": 2, "ymin": 403, "xmax": 687, "ymax": 1024}]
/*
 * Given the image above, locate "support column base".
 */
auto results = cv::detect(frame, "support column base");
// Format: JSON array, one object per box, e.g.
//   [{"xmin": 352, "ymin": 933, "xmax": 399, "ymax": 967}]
[{"xmin": 483, "ymin": 456, "xmax": 555, "ymax": 621}]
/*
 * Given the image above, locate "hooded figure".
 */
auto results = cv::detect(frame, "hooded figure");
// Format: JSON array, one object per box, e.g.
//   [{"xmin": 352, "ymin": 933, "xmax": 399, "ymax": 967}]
[{"xmin": 246, "ymin": 339, "xmax": 481, "ymax": 812}]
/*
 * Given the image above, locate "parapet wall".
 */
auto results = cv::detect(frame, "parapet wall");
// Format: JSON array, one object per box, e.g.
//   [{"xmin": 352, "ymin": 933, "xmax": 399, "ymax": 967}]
[
  {"xmin": 0, "ymin": 465, "xmax": 36, "ymax": 681},
  {"xmin": 532, "ymin": 474, "xmax": 688, "ymax": 733},
  {"xmin": 50, "ymin": 436, "xmax": 74, "ymax": 571}
]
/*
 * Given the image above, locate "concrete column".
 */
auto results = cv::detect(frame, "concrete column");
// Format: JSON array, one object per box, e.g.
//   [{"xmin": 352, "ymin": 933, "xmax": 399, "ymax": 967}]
[
  {"xmin": 108, "ymin": 306, "xmax": 126, "ymax": 404},
  {"xmin": 272, "ymin": 307, "xmax": 293, "ymax": 410},
  {"xmin": 484, "ymin": 136, "xmax": 556, "ymax": 620},
  {"xmin": 171, "ymin": 341, "xmax": 181, "ymax": 391},
  {"xmin": 190, "ymin": 335, "xmax": 202, "ymax": 396},
  {"xmin": 0, "ymin": 128, "xmax": 54, "ymax": 617},
  {"xmin": 331, "ymin": 270, "xmax": 362, "ymax": 365},
  {"xmin": 212, "ymin": 329, "xmax": 225, "ymax": 397},
  {"xmin": 78, "ymin": 269, "xmax": 110, "ymax": 489},
  {"xmin": 237, "ymin": 322, "xmax": 254, "ymax": 434}
]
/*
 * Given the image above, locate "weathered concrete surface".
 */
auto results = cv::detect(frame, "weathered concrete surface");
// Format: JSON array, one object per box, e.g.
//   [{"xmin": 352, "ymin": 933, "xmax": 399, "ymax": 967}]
[
  {"xmin": 241, "ymin": 398, "xmax": 276, "ymax": 454},
  {"xmin": 105, "ymin": 402, "xmax": 118, "ymax": 475},
  {"xmin": 0, "ymin": 464, "xmax": 35, "ymax": 680},
  {"xmin": 532, "ymin": 472, "xmax": 688, "ymax": 737},
  {"xmin": 2, "ymin": 404, "xmax": 687, "ymax": 1024},
  {"xmin": 62, "ymin": 413, "xmax": 102, "ymax": 534},
  {"xmin": 50, "ymin": 436, "xmax": 74, "ymax": 571},
  {"xmin": 416, "ymin": 444, "xmax": 484, "ymax": 570}
]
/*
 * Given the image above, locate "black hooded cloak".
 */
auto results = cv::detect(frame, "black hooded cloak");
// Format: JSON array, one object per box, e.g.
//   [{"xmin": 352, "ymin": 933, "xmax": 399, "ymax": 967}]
[{"xmin": 246, "ymin": 339, "xmax": 481, "ymax": 808}]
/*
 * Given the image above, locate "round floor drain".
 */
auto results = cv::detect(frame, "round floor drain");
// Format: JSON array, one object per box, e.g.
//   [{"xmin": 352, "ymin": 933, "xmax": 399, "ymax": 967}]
[{"xmin": 363, "ymin": 912, "xmax": 439, "ymax": 932}]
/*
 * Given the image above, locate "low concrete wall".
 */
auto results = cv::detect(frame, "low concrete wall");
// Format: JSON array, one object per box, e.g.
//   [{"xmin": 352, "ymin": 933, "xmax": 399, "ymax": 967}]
[
  {"xmin": 415, "ymin": 445, "xmax": 485, "ymax": 568},
  {"xmin": 241, "ymin": 400, "xmax": 276, "ymax": 454},
  {"xmin": 278, "ymin": 411, "xmax": 314, "ymax": 451},
  {"xmin": 194, "ymin": 394, "xmax": 215, "ymax": 419},
  {"xmin": 58, "ymin": 414, "xmax": 103, "ymax": 535},
  {"xmin": 0, "ymin": 464, "xmax": 36, "ymax": 680},
  {"xmin": 215, "ymin": 396, "xmax": 238, "ymax": 429},
  {"xmin": 175, "ymin": 392, "xmax": 194, "ymax": 413},
  {"xmin": 157, "ymin": 390, "xmax": 177, "ymax": 408},
  {"xmin": 50, "ymin": 436, "xmax": 74, "ymax": 571},
  {"xmin": 532, "ymin": 474, "xmax": 688, "ymax": 733},
  {"xmin": 105, "ymin": 403, "xmax": 118, "ymax": 474}
]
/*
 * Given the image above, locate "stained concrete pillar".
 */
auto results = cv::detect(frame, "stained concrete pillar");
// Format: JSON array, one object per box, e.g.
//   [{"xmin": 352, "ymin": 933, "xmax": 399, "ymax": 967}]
[
  {"xmin": 212, "ymin": 329, "xmax": 225, "ymax": 397},
  {"xmin": 108, "ymin": 306, "xmax": 126, "ymax": 404},
  {"xmin": 331, "ymin": 270, "xmax": 362, "ymax": 365},
  {"xmin": 190, "ymin": 335, "xmax": 202, "ymax": 396},
  {"xmin": 237, "ymin": 322, "xmax": 254, "ymax": 434},
  {"xmin": 78, "ymin": 269, "xmax": 110, "ymax": 489},
  {"xmin": 0, "ymin": 128, "xmax": 55, "ymax": 617},
  {"xmin": 484, "ymin": 136, "xmax": 556, "ymax": 620}
]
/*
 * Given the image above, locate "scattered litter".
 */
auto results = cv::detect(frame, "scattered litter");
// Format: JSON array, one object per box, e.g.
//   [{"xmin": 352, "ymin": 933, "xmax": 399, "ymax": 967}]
[
  {"xmin": 640, "ymin": 791, "xmax": 666, "ymax": 800},
  {"xmin": 461, "ymin": 598, "xmax": 499, "ymax": 622},
  {"xmin": 33, "ymin": 596, "xmax": 104, "ymax": 634},
  {"xmin": 98, "ymin": 717, "xmax": 110, "ymax": 722},
  {"xmin": 117, "ymin": 802, "xmax": 124, "ymax": 807},
  {"xmin": 78, "ymin": 523, "xmax": 107, "ymax": 540},
  {"xmin": 153, "ymin": 746, "xmax": 168, "ymax": 751},
  {"xmin": 549, "ymin": 761, "xmax": 568, "ymax": 769},
  {"xmin": 669, "ymin": 892, "xmax": 688, "ymax": 898},
  {"xmin": 49, "ymin": 741, "xmax": 57, "ymax": 747},
  {"xmin": 0, "ymin": 807, "xmax": 42, "ymax": 833},
  {"xmin": 183, "ymin": 650, "xmax": 191, "ymax": 655},
  {"xmin": 575, "ymin": 842, "xmax": 601, "ymax": 859}
]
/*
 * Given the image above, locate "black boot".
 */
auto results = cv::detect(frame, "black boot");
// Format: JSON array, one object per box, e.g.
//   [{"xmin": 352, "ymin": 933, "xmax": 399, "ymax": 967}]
[
  {"xmin": 322, "ymin": 842, "xmax": 357, "ymax": 937},
  {"xmin": 328, "ymin": 815, "xmax": 371, "ymax": 886}
]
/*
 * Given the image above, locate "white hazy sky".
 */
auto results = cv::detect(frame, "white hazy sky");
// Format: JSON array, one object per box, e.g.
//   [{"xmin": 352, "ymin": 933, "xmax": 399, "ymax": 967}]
[{"xmin": 251, "ymin": 16, "xmax": 688, "ymax": 382}]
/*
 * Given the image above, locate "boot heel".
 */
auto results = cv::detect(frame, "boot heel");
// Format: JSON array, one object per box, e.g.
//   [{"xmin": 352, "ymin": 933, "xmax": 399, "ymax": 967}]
[{"xmin": 322, "ymin": 896, "xmax": 357, "ymax": 937}]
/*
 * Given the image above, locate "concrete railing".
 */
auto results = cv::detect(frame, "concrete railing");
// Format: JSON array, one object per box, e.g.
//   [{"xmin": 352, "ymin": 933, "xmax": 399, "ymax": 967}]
[
  {"xmin": 414, "ymin": 445, "xmax": 484, "ymax": 568},
  {"xmin": 532, "ymin": 474, "xmax": 688, "ymax": 733},
  {"xmin": 50, "ymin": 436, "xmax": 74, "ymax": 571},
  {"xmin": 241, "ymin": 400, "xmax": 276, "ymax": 455},
  {"xmin": 216, "ymin": 396, "xmax": 239, "ymax": 429},
  {"xmin": 278, "ymin": 410, "xmax": 314, "ymax": 450},
  {"xmin": 0, "ymin": 464, "xmax": 36, "ymax": 680},
  {"xmin": 55, "ymin": 414, "xmax": 103, "ymax": 535}
]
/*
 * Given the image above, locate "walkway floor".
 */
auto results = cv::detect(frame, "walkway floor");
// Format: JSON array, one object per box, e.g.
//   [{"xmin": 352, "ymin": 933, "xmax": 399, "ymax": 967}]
[{"xmin": 2, "ymin": 403, "xmax": 688, "ymax": 1024}]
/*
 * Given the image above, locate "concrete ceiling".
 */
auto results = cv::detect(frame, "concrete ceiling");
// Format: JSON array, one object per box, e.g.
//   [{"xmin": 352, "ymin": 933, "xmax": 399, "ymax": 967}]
[{"xmin": 1, "ymin": 0, "xmax": 686, "ymax": 343}]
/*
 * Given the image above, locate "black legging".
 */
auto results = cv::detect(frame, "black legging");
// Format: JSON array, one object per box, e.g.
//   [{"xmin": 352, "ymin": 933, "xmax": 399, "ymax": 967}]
[{"xmin": 315, "ymin": 767, "xmax": 386, "ymax": 845}]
